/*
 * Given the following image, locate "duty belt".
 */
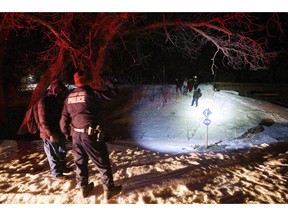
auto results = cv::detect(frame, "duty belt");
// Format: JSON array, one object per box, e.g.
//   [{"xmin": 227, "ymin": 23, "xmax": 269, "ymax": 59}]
[
  {"xmin": 72, "ymin": 125, "xmax": 103, "ymax": 142},
  {"xmin": 73, "ymin": 128, "xmax": 88, "ymax": 133}
]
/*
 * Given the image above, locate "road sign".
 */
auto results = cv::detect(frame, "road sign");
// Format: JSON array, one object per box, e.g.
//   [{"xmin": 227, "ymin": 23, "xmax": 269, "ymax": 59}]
[
  {"xmin": 203, "ymin": 108, "xmax": 212, "ymax": 117},
  {"xmin": 203, "ymin": 108, "xmax": 212, "ymax": 148},
  {"xmin": 203, "ymin": 118, "xmax": 211, "ymax": 126}
]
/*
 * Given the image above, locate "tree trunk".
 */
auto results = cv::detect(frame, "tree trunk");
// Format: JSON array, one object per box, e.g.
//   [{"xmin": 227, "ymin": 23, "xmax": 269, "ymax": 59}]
[
  {"xmin": 17, "ymin": 48, "xmax": 66, "ymax": 135},
  {"xmin": 0, "ymin": 28, "xmax": 10, "ymax": 134},
  {"xmin": 28, "ymin": 48, "xmax": 66, "ymax": 108}
]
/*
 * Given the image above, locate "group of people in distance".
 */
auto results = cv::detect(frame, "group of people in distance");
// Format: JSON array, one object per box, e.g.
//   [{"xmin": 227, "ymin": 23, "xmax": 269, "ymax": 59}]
[
  {"xmin": 175, "ymin": 77, "xmax": 202, "ymax": 107},
  {"xmin": 35, "ymin": 70, "xmax": 122, "ymax": 200}
]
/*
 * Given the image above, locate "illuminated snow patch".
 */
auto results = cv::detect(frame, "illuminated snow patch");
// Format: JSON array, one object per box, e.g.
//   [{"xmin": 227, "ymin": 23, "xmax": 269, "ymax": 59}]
[{"xmin": 129, "ymin": 84, "xmax": 288, "ymax": 154}]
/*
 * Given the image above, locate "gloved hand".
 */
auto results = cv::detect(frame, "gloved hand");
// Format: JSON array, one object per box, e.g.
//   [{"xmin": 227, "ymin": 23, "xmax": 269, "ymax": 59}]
[
  {"xmin": 65, "ymin": 135, "xmax": 72, "ymax": 142},
  {"xmin": 50, "ymin": 134, "xmax": 60, "ymax": 143}
]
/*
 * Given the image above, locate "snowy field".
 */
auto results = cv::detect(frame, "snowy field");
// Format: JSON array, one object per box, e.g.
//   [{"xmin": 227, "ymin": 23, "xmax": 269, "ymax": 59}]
[
  {"xmin": 117, "ymin": 84, "xmax": 288, "ymax": 154},
  {"xmin": 0, "ymin": 84, "xmax": 288, "ymax": 214}
]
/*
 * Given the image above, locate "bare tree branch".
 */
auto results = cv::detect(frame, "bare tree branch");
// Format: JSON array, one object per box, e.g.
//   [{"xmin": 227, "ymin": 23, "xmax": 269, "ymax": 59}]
[{"xmin": 1, "ymin": 13, "xmax": 284, "ymax": 95}]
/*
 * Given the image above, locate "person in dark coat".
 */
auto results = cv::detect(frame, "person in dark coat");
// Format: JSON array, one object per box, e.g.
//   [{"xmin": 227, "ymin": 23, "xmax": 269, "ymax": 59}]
[
  {"xmin": 37, "ymin": 79, "xmax": 72, "ymax": 180},
  {"xmin": 188, "ymin": 79, "xmax": 194, "ymax": 93},
  {"xmin": 191, "ymin": 88, "xmax": 202, "ymax": 107},
  {"xmin": 60, "ymin": 71, "xmax": 122, "ymax": 199},
  {"xmin": 182, "ymin": 78, "xmax": 188, "ymax": 95},
  {"xmin": 175, "ymin": 78, "xmax": 182, "ymax": 94}
]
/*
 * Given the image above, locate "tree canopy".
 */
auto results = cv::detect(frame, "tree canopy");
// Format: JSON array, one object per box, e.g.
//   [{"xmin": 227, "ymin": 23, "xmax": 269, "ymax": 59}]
[{"xmin": 0, "ymin": 13, "xmax": 287, "ymax": 108}]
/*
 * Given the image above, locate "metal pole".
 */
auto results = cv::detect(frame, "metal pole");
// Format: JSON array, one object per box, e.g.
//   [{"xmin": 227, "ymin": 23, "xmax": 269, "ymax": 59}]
[{"xmin": 205, "ymin": 125, "xmax": 208, "ymax": 149}]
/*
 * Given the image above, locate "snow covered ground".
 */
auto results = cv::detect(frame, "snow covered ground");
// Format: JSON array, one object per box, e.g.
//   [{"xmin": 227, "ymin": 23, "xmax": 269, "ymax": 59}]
[
  {"xmin": 119, "ymin": 84, "xmax": 288, "ymax": 154},
  {"xmin": 0, "ymin": 84, "xmax": 288, "ymax": 214}
]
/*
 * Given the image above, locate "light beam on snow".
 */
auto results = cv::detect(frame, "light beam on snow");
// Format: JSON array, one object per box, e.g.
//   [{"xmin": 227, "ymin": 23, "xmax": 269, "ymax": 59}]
[{"xmin": 129, "ymin": 84, "xmax": 288, "ymax": 154}]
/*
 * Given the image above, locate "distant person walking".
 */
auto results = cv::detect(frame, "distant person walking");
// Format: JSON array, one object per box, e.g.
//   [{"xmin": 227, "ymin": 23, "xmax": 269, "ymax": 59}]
[
  {"xmin": 182, "ymin": 78, "xmax": 188, "ymax": 95},
  {"xmin": 175, "ymin": 78, "xmax": 182, "ymax": 94},
  {"xmin": 188, "ymin": 79, "xmax": 193, "ymax": 93},
  {"xmin": 191, "ymin": 88, "xmax": 202, "ymax": 107},
  {"xmin": 192, "ymin": 75, "xmax": 200, "ymax": 90}
]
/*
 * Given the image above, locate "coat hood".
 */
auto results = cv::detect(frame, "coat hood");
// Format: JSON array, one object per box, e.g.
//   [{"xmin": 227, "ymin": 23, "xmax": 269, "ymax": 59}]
[{"xmin": 48, "ymin": 79, "xmax": 66, "ymax": 95}]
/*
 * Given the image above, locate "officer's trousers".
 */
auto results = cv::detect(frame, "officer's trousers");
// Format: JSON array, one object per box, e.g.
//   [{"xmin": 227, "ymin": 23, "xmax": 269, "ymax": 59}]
[{"xmin": 72, "ymin": 132, "xmax": 114, "ymax": 191}]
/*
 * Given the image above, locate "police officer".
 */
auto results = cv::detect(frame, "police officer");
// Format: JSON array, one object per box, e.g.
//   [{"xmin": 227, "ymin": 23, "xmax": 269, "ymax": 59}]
[{"xmin": 60, "ymin": 71, "xmax": 122, "ymax": 199}]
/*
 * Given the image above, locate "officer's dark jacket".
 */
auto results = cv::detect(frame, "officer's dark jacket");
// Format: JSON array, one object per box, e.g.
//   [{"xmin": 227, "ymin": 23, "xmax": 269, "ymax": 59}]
[
  {"xmin": 38, "ymin": 85, "xmax": 64, "ymax": 139},
  {"xmin": 60, "ymin": 82, "xmax": 119, "ymax": 137}
]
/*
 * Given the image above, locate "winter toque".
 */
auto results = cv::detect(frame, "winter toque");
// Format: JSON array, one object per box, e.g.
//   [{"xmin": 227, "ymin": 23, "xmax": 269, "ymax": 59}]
[{"xmin": 74, "ymin": 71, "xmax": 92, "ymax": 87}]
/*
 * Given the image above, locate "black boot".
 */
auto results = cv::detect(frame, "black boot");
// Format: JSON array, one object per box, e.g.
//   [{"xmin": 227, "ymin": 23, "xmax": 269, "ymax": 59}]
[
  {"xmin": 62, "ymin": 166, "xmax": 73, "ymax": 173},
  {"xmin": 104, "ymin": 185, "xmax": 122, "ymax": 200},
  {"xmin": 82, "ymin": 182, "xmax": 94, "ymax": 198}
]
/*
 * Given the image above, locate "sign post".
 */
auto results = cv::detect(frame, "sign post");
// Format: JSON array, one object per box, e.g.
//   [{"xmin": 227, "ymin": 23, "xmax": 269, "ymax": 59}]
[{"xmin": 203, "ymin": 108, "xmax": 212, "ymax": 149}]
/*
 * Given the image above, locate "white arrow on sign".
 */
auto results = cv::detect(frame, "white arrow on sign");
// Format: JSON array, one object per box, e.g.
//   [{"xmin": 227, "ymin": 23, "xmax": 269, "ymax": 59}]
[{"xmin": 203, "ymin": 108, "xmax": 212, "ymax": 117}]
